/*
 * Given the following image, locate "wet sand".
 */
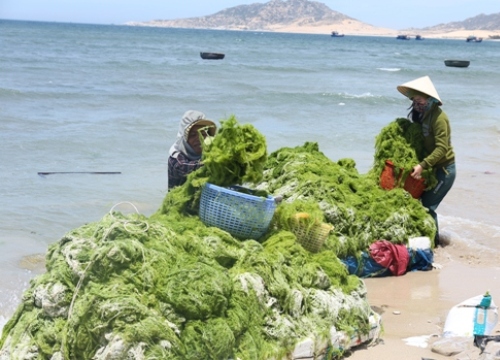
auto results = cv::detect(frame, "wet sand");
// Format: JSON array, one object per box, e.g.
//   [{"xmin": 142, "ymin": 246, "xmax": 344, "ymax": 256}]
[{"xmin": 345, "ymin": 240, "xmax": 500, "ymax": 360}]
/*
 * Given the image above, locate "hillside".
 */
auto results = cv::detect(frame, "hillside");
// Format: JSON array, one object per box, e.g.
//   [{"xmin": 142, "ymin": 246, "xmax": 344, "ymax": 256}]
[
  {"xmin": 128, "ymin": 0, "xmax": 396, "ymax": 36},
  {"xmin": 127, "ymin": 0, "xmax": 500, "ymax": 38},
  {"xmin": 424, "ymin": 12, "xmax": 500, "ymax": 31}
]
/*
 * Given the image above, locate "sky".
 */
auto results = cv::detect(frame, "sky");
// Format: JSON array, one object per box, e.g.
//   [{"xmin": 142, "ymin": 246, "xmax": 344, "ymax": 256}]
[{"xmin": 1, "ymin": 0, "xmax": 498, "ymax": 30}]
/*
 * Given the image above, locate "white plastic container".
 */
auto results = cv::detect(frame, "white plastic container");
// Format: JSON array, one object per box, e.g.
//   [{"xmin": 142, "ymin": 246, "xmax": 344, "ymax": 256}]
[
  {"xmin": 443, "ymin": 293, "xmax": 498, "ymax": 337},
  {"xmin": 408, "ymin": 236, "xmax": 431, "ymax": 250}
]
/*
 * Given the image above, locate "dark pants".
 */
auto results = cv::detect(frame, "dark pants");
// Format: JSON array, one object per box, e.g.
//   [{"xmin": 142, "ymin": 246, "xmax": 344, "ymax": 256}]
[{"xmin": 421, "ymin": 163, "xmax": 456, "ymax": 246}]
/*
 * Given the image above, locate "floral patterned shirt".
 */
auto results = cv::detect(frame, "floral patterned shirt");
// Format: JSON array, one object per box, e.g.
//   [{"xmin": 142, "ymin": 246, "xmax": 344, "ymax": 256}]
[{"xmin": 167, "ymin": 151, "xmax": 203, "ymax": 190}]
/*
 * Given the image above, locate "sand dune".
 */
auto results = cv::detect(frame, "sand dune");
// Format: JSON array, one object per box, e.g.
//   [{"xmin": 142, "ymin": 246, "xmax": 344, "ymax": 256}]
[{"xmin": 269, "ymin": 21, "xmax": 500, "ymax": 40}]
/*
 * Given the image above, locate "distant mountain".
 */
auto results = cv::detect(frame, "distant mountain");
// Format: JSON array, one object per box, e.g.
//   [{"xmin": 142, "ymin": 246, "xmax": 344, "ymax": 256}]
[
  {"xmin": 129, "ymin": 0, "xmax": 384, "ymax": 32},
  {"xmin": 423, "ymin": 12, "xmax": 500, "ymax": 31},
  {"xmin": 128, "ymin": 0, "xmax": 500, "ymax": 33}
]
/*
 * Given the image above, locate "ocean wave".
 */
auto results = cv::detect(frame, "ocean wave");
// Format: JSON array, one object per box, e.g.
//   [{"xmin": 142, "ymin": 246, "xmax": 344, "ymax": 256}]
[
  {"xmin": 0, "ymin": 87, "xmax": 22, "ymax": 96},
  {"xmin": 485, "ymin": 123, "xmax": 500, "ymax": 134},
  {"xmin": 341, "ymin": 92, "xmax": 377, "ymax": 99},
  {"xmin": 440, "ymin": 214, "xmax": 500, "ymax": 252},
  {"xmin": 240, "ymin": 64, "xmax": 318, "ymax": 73},
  {"xmin": 377, "ymin": 67, "xmax": 401, "ymax": 72},
  {"xmin": 335, "ymin": 92, "xmax": 398, "ymax": 105}
]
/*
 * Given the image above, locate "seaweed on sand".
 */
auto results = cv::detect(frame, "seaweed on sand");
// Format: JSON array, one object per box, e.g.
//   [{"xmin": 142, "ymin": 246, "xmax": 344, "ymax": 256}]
[{"xmin": 0, "ymin": 116, "xmax": 434, "ymax": 359}]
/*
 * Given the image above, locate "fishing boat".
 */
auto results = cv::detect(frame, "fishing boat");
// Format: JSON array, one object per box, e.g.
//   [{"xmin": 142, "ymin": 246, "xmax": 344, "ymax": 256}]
[
  {"xmin": 444, "ymin": 60, "xmax": 470, "ymax": 68},
  {"xmin": 200, "ymin": 52, "xmax": 225, "ymax": 60},
  {"xmin": 415, "ymin": 35, "xmax": 424, "ymax": 40},
  {"xmin": 331, "ymin": 31, "xmax": 345, "ymax": 37},
  {"xmin": 466, "ymin": 35, "xmax": 483, "ymax": 43},
  {"xmin": 396, "ymin": 35, "xmax": 410, "ymax": 40}
]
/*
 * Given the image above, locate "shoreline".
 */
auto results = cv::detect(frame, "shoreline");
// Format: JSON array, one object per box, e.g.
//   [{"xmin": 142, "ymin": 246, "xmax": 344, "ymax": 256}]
[
  {"xmin": 345, "ymin": 238, "xmax": 500, "ymax": 360},
  {"xmin": 273, "ymin": 27, "xmax": 500, "ymax": 40},
  {"xmin": 126, "ymin": 22, "xmax": 500, "ymax": 40}
]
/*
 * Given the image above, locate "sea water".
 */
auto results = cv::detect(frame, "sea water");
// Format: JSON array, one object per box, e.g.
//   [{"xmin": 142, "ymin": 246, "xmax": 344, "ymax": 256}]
[{"xmin": 1, "ymin": 19, "xmax": 500, "ymax": 329}]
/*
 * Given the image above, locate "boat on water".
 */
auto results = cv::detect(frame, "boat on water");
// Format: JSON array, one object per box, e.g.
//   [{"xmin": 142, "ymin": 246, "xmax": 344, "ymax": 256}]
[
  {"xmin": 489, "ymin": 35, "xmax": 500, "ymax": 40},
  {"xmin": 396, "ymin": 35, "xmax": 410, "ymax": 40},
  {"xmin": 466, "ymin": 35, "xmax": 483, "ymax": 43},
  {"xmin": 444, "ymin": 60, "xmax": 470, "ymax": 68},
  {"xmin": 415, "ymin": 35, "xmax": 424, "ymax": 40},
  {"xmin": 331, "ymin": 31, "xmax": 345, "ymax": 37},
  {"xmin": 200, "ymin": 52, "xmax": 225, "ymax": 60}
]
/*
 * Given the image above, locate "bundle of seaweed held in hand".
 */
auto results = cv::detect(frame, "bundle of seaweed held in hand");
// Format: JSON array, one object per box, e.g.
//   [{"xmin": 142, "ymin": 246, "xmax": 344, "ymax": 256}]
[
  {"xmin": 369, "ymin": 117, "xmax": 437, "ymax": 189},
  {"xmin": 0, "ymin": 116, "xmax": 435, "ymax": 359},
  {"xmin": 160, "ymin": 115, "xmax": 269, "ymax": 215}
]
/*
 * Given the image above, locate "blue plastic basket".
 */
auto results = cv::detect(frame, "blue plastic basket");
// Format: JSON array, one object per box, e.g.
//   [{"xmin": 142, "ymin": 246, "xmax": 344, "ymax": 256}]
[{"xmin": 199, "ymin": 183, "xmax": 276, "ymax": 240}]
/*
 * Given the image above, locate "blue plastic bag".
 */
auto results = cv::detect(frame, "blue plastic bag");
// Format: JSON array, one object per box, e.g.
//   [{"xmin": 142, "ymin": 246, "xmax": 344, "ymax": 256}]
[{"xmin": 342, "ymin": 252, "xmax": 391, "ymax": 278}]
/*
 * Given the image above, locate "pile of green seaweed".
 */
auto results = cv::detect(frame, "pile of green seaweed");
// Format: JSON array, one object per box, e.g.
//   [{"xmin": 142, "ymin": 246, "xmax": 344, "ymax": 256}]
[
  {"xmin": 0, "ymin": 116, "xmax": 434, "ymax": 359},
  {"xmin": 262, "ymin": 139, "xmax": 436, "ymax": 258}
]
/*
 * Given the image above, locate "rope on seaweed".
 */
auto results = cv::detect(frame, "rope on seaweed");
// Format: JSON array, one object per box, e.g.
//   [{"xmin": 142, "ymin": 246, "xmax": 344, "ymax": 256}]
[
  {"xmin": 61, "ymin": 201, "xmax": 149, "ymax": 358},
  {"xmin": 108, "ymin": 201, "xmax": 150, "ymax": 234}
]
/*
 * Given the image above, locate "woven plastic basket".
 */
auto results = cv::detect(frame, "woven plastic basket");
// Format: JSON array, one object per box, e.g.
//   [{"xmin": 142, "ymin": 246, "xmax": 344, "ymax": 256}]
[
  {"xmin": 289, "ymin": 213, "xmax": 333, "ymax": 253},
  {"xmin": 199, "ymin": 183, "xmax": 276, "ymax": 240},
  {"xmin": 292, "ymin": 222, "xmax": 333, "ymax": 253}
]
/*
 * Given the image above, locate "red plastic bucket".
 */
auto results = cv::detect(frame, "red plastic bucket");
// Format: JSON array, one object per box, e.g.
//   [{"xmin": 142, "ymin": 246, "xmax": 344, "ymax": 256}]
[
  {"xmin": 403, "ymin": 175, "xmax": 425, "ymax": 199},
  {"xmin": 380, "ymin": 160, "xmax": 403, "ymax": 190}
]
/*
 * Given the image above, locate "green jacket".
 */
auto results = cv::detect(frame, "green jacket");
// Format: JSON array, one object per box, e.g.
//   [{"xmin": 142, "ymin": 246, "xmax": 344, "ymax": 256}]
[{"xmin": 419, "ymin": 107, "xmax": 455, "ymax": 170}]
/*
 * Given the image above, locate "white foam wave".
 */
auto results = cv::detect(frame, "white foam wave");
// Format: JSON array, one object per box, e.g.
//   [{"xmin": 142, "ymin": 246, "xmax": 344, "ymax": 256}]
[
  {"xmin": 342, "ymin": 92, "xmax": 376, "ymax": 99},
  {"xmin": 377, "ymin": 67, "xmax": 401, "ymax": 72},
  {"xmin": 440, "ymin": 214, "xmax": 500, "ymax": 252}
]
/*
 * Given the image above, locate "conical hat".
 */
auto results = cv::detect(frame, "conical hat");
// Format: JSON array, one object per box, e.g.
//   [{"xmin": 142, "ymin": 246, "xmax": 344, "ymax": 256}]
[{"xmin": 397, "ymin": 76, "xmax": 443, "ymax": 105}]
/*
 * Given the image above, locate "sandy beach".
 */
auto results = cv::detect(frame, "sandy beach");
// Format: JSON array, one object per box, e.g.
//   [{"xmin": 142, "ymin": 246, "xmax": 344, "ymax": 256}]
[
  {"xmin": 342, "ymin": 202, "xmax": 500, "ymax": 360},
  {"xmin": 241, "ymin": 21, "xmax": 500, "ymax": 40}
]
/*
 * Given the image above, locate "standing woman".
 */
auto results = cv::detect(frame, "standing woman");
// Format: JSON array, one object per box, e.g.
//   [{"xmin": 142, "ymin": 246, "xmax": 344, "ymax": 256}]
[{"xmin": 397, "ymin": 76, "xmax": 456, "ymax": 246}]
